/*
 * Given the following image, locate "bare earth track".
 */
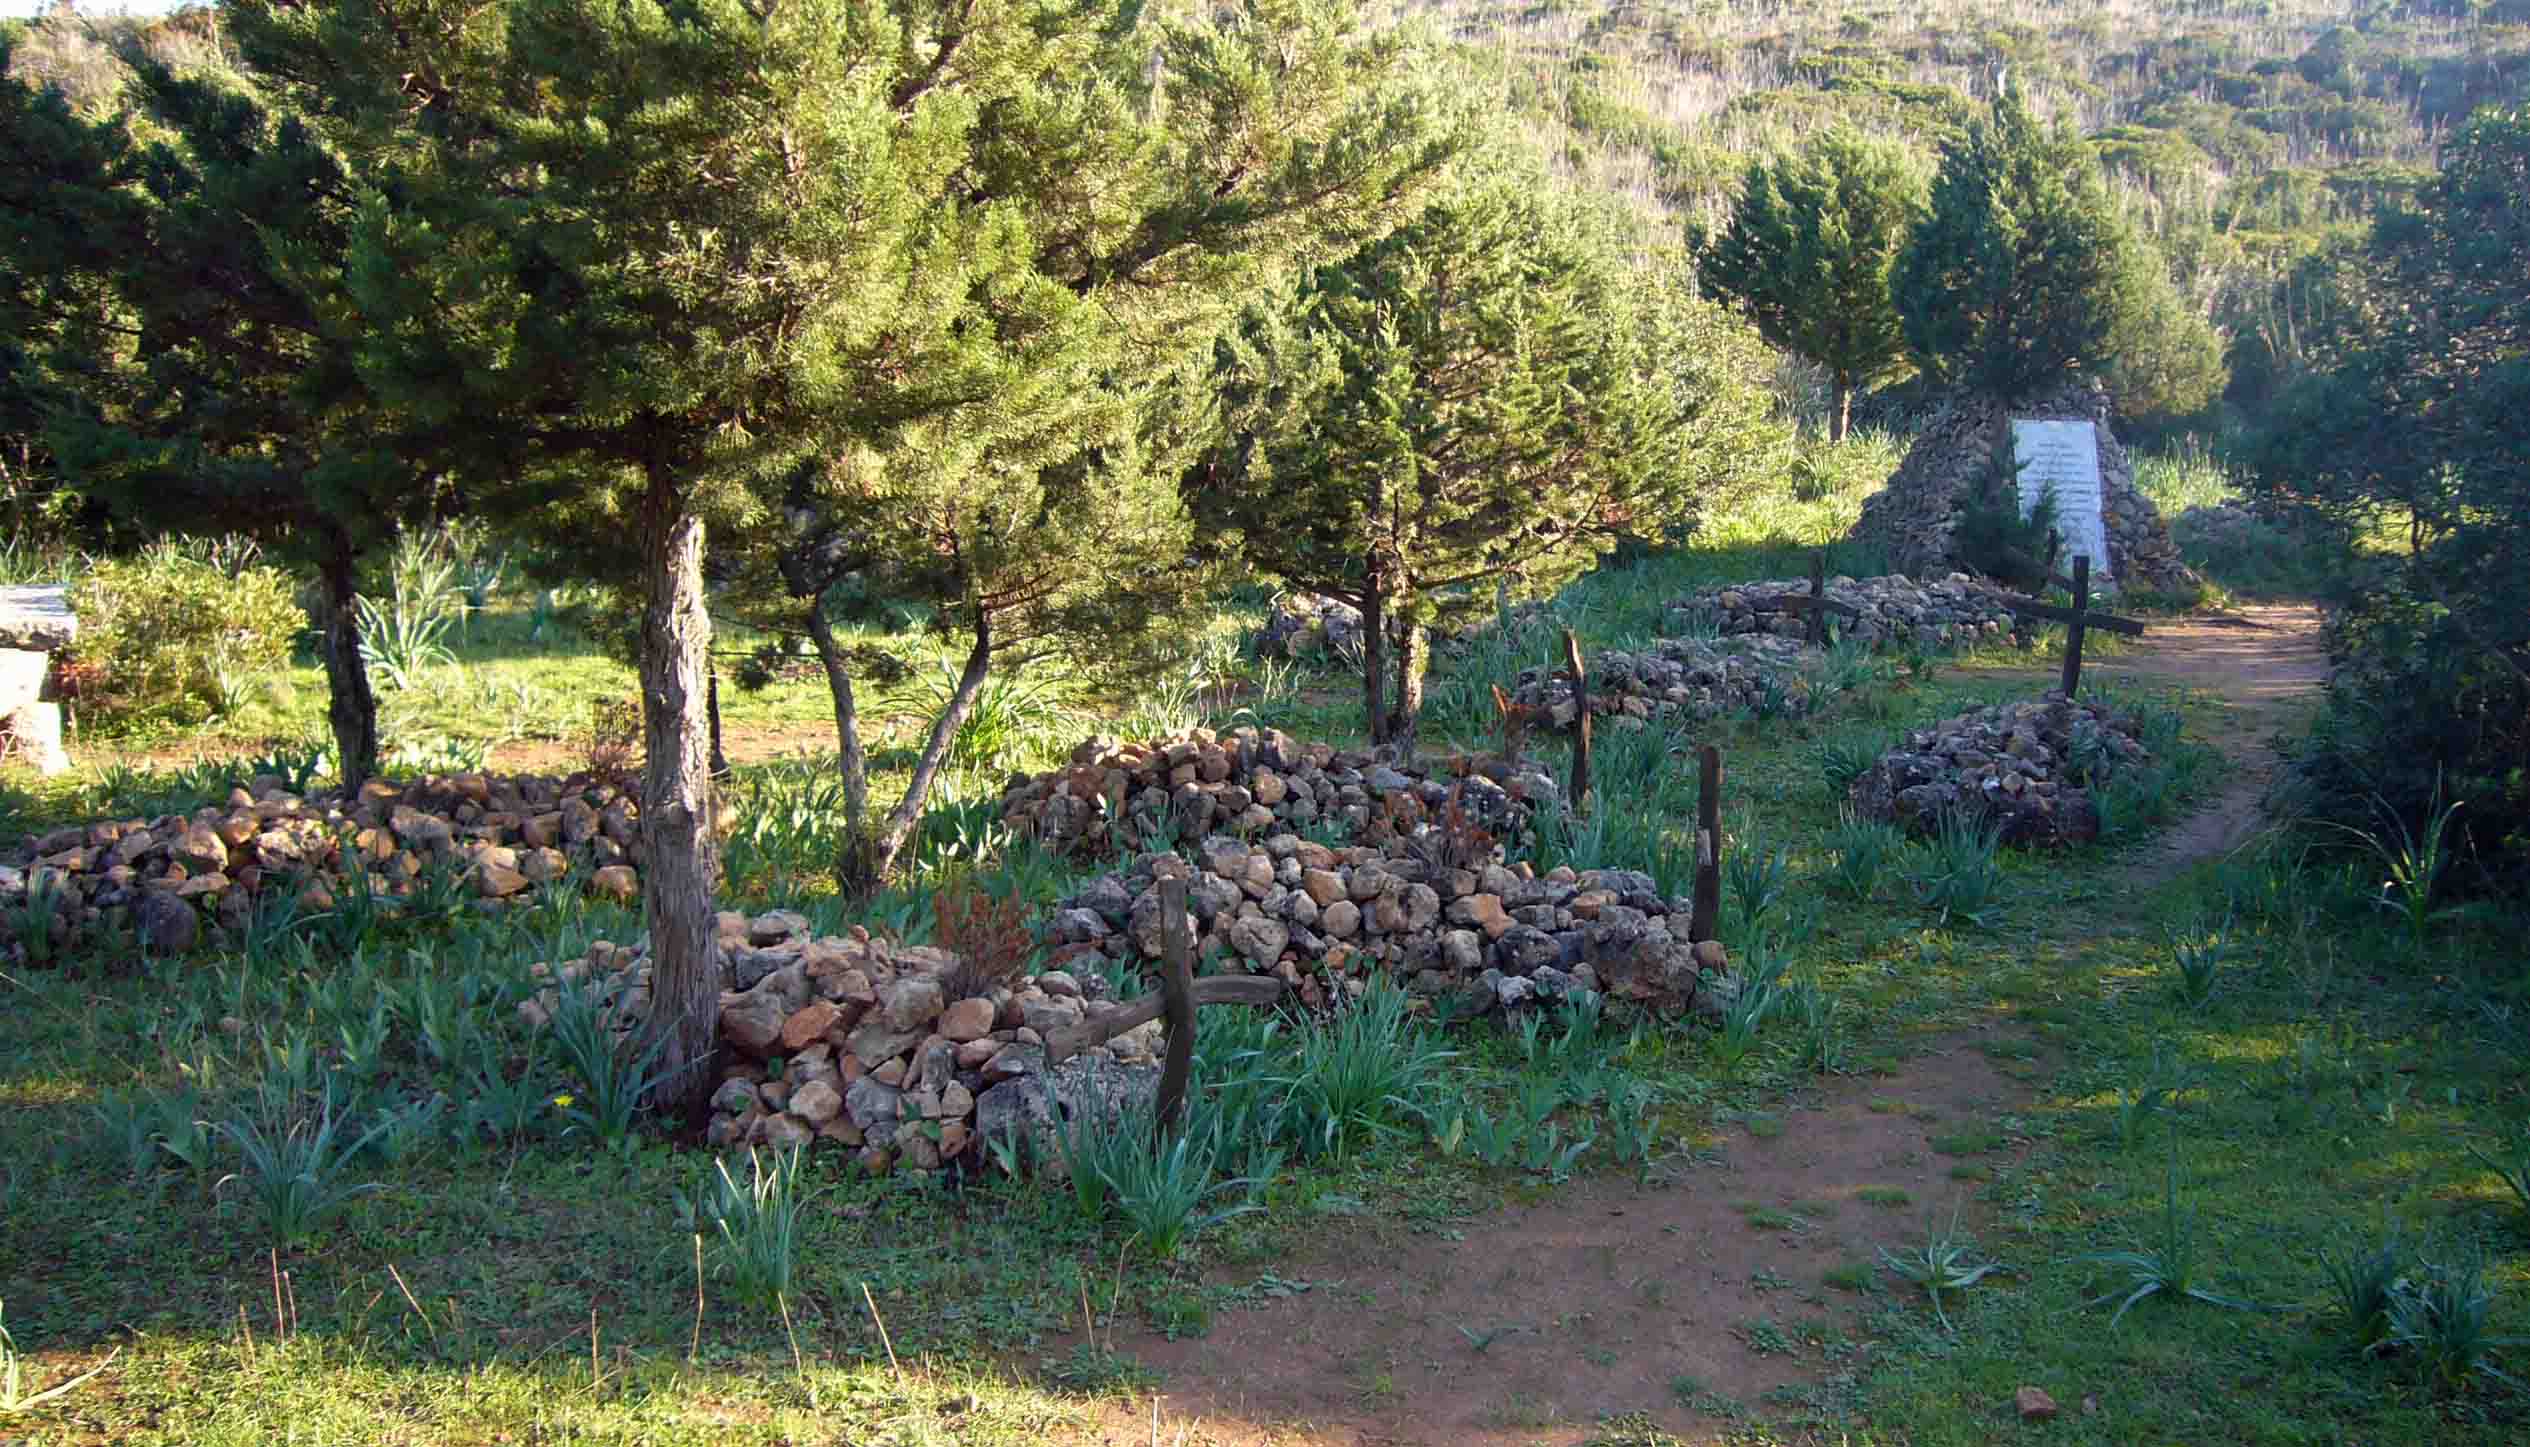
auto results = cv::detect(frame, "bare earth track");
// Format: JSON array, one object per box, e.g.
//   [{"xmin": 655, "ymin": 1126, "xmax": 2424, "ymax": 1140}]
[{"xmin": 1053, "ymin": 605, "xmax": 2331, "ymax": 1446}]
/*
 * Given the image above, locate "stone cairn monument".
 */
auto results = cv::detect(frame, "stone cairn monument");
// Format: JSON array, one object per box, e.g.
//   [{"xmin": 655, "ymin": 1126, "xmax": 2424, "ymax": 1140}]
[
  {"xmin": 1846, "ymin": 377, "xmax": 2194, "ymax": 594},
  {"xmin": 0, "ymin": 585, "xmax": 75, "ymax": 774}
]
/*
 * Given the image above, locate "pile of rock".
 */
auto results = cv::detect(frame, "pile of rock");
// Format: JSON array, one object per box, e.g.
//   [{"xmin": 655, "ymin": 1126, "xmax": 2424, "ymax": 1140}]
[
  {"xmin": 1252, "ymin": 593, "xmax": 1566, "ymax": 661},
  {"xmin": 522, "ymin": 907, "xmax": 1172, "ymax": 1176},
  {"xmin": 1045, "ymin": 838, "xmax": 1723, "ymax": 1017},
  {"xmin": 1253, "ymin": 593, "xmax": 1365, "ymax": 659},
  {"xmin": 999, "ymin": 727, "xmax": 1561, "ymax": 861},
  {"xmin": 1, "ymin": 771, "xmax": 647, "ymax": 958},
  {"xmin": 1846, "ymin": 692, "xmax": 2154, "ymax": 847},
  {"xmin": 1846, "ymin": 378, "xmax": 2195, "ymax": 593},
  {"xmin": 1666, "ymin": 573, "xmax": 2021, "ymax": 650},
  {"xmin": 1507, "ymin": 634, "xmax": 1828, "ymax": 729}
]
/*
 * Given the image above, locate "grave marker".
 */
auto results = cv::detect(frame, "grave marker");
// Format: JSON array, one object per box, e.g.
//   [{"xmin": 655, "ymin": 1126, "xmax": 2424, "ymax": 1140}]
[
  {"xmin": 1775, "ymin": 551, "xmax": 1862, "ymax": 646},
  {"xmin": 0, "ymin": 585, "xmax": 75, "ymax": 775},
  {"xmin": 2009, "ymin": 419, "xmax": 2111, "ymax": 584},
  {"xmin": 1990, "ymin": 555, "xmax": 2146, "ymax": 695},
  {"xmin": 1041, "ymin": 874, "xmax": 1284, "ymax": 1142}
]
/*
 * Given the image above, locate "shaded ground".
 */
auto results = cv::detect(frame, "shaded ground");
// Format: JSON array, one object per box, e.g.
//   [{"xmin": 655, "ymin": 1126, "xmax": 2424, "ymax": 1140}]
[{"xmin": 1052, "ymin": 605, "xmax": 2332, "ymax": 1447}]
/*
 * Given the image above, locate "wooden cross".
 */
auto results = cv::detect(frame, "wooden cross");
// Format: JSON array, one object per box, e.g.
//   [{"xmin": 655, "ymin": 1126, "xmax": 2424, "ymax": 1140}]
[
  {"xmin": 1689, "ymin": 745, "xmax": 1722, "ymax": 944},
  {"xmin": 1563, "ymin": 627, "xmax": 1592, "ymax": 808},
  {"xmin": 1774, "ymin": 552, "xmax": 1863, "ymax": 646},
  {"xmin": 1040, "ymin": 874, "xmax": 1284, "ymax": 1140},
  {"xmin": 1992, "ymin": 555, "xmax": 2145, "ymax": 696}
]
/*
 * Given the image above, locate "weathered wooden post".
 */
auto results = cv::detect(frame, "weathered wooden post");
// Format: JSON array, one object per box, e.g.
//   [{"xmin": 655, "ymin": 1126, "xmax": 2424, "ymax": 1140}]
[
  {"xmin": 1776, "ymin": 557, "xmax": 1860, "ymax": 644},
  {"xmin": 1153, "ymin": 874, "xmax": 1197, "ymax": 1138},
  {"xmin": 1563, "ymin": 627, "xmax": 1592, "ymax": 810},
  {"xmin": 1805, "ymin": 552, "xmax": 1827, "ymax": 646},
  {"xmin": 1689, "ymin": 745, "xmax": 1722, "ymax": 944},
  {"xmin": 2061, "ymin": 555, "xmax": 2090, "ymax": 697},
  {"xmin": 1040, "ymin": 878, "xmax": 1285, "ymax": 1144},
  {"xmin": 1988, "ymin": 561, "xmax": 2143, "ymax": 697}
]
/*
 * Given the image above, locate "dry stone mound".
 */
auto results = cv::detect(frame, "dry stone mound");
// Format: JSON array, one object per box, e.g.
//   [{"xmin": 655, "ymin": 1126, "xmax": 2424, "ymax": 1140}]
[
  {"xmin": 1, "ymin": 770, "xmax": 648, "ymax": 959},
  {"xmin": 1252, "ymin": 592, "xmax": 1365, "ymax": 659},
  {"xmin": 1847, "ymin": 378, "xmax": 2193, "ymax": 593},
  {"xmin": 1045, "ymin": 838, "xmax": 1723, "ymax": 1018},
  {"xmin": 1509, "ymin": 634, "xmax": 1826, "ymax": 729},
  {"xmin": 1666, "ymin": 573, "xmax": 2020, "ymax": 649},
  {"xmin": 522, "ymin": 908, "xmax": 1173, "ymax": 1177},
  {"xmin": 999, "ymin": 726, "xmax": 1561, "ymax": 860},
  {"xmin": 1846, "ymin": 692, "xmax": 2152, "ymax": 847}
]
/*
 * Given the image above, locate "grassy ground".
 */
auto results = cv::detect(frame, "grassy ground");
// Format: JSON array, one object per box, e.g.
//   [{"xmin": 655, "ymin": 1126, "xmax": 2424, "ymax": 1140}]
[{"xmin": 2, "ymin": 441, "xmax": 2523, "ymax": 1444}]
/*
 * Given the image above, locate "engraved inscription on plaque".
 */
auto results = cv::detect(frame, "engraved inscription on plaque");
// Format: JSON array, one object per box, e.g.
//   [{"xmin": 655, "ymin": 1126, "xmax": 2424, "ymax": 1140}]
[{"xmin": 2009, "ymin": 419, "xmax": 2110, "ymax": 582}]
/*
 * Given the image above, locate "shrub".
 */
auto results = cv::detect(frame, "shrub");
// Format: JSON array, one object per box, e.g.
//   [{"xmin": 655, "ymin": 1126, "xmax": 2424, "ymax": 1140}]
[
  {"xmin": 67, "ymin": 541, "xmax": 303, "ymax": 729},
  {"xmin": 1950, "ymin": 432, "xmax": 2056, "ymax": 590}
]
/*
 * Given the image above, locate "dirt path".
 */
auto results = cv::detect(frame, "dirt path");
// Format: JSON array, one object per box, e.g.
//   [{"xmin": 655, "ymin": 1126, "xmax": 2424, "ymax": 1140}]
[
  {"xmin": 1064, "ymin": 1042, "xmax": 2041, "ymax": 1446},
  {"xmin": 2089, "ymin": 604, "xmax": 2329, "ymax": 891},
  {"xmin": 1045, "ymin": 604, "xmax": 2333, "ymax": 1446}
]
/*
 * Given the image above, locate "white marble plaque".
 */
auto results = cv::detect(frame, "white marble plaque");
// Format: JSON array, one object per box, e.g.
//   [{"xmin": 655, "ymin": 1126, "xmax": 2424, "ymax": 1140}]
[{"xmin": 2009, "ymin": 420, "xmax": 2110, "ymax": 583}]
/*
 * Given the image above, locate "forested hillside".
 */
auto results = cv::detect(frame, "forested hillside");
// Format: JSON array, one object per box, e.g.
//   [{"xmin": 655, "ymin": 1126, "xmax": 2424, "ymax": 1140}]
[{"xmin": 1418, "ymin": 0, "xmax": 2530, "ymax": 421}]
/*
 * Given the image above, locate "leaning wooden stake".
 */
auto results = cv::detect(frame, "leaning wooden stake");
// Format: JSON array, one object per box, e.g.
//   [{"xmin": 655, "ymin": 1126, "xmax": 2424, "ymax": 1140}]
[
  {"xmin": 1805, "ymin": 552, "xmax": 1827, "ymax": 646},
  {"xmin": 1563, "ymin": 628, "xmax": 1592, "ymax": 809},
  {"xmin": 1689, "ymin": 745, "xmax": 1722, "ymax": 944},
  {"xmin": 2061, "ymin": 554, "xmax": 2090, "ymax": 697},
  {"xmin": 1040, "ymin": 972, "xmax": 1286, "ymax": 1064},
  {"xmin": 1153, "ymin": 875, "xmax": 1198, "ymax": 1141}
]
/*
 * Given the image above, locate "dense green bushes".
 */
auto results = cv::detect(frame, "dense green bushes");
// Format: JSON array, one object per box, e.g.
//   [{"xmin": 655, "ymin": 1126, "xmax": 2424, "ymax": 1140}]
[
  {"xmin": 65, "ymin": 542, "xmax": 301, "ymax": 729},
  {"xmin": 2256, "ymin": 108, "xmax": 2530, "ymax": 890}
]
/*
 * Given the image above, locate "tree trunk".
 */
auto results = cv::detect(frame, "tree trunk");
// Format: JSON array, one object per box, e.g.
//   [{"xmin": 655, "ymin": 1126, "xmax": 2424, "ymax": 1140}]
[
  {"xmin": 314, "ymin": 541, "xmax": 379, "ymax": 795},
  {"xmin": 1360, "ymin": 582, "xmax": 1388, "ymax": 746},
  {"xmin": 804, "ymin": 594, "xmax": 877, "ymax": 891},
  {"xmin": 635, "ymin": 464, "xmax": 722, "ymax": 1120},
  {"xmin": 1831, "ymin": 373, "xmax": 1852, "ymax": 443},
  {"xmin": 707, "ymin": 669, "xmax": 731, "ymax": 780},
  {"xmin": 1389, "ymin": 619, "xmax": 1426, "ymax": 748},
  {"xmin": 870, "ymin": 613, "xmax": 994, "ymax": 882}
]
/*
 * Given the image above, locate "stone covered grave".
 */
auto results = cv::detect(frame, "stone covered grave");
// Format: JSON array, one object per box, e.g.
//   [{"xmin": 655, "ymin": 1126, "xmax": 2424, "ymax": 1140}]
[
  {"xmin": 1667, "ymin": 572, "xmax": 2021, "ymax": 650},
  {"xmin": 519, "ymin": 911, "xmax": 1164, "ymax": 1174},
  {"xmin": 1, "ymin": 770, "xmax": 648, "ymax": 959},
  {"xmin": 0, "ymin": 584, "xmax": 76, "ymax": 774},
  {"xmin": 1505, "ymin": 570, "xmax": 2031, "ymax": 735},
  {"xmin": 1846, "ymin": 691, "xmax": 2154, "ymax": 847},
  {"xmin": 999, "ymin": 725, "xmax": 1563, "ymax": 861}
]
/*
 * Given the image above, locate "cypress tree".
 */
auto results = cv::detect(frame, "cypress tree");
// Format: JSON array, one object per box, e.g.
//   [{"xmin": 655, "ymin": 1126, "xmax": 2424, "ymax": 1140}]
[
  {"xmin": 1896, "ymin": 85, "xmax": 2220, "ymax": 411},
  {"xmin": 226, "ymin": 0, "xmax": 1455, "ymax": 1105},
  {"xmin": 1201, "ymin": 165, "xmax": 1782, "ymax": 745},
  {"xmin": 1698, "ymin": 127, "xmax": 1925, "ymax": 440},
  {"xmin": 1, "ymin": 33, "xmax": 438, "ymax": 789}
]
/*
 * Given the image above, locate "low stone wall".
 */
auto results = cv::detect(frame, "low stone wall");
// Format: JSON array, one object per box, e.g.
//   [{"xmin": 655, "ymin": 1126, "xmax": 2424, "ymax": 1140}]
[
  {"xmin": 1846, "ymin": 692, "xmax": 2152, "ymax": 847},
  {"xmin": 999, "ymin": 726, "xmax": 1562, "ymax": 860},
  {"xmin": 1665, "ymin": 573, "xmax": 2021, "ymax": 650},
  {"xmin": 1045, "ymin": 839, "xmax": 1723, "ymax": 1015},
  {"xmin": 525, "ymin": 908, "xmax": 1188, "ymax": 1175},
  {"xmin": 2, "ymin": 772, "xmax": 646, "ymax": 957}
]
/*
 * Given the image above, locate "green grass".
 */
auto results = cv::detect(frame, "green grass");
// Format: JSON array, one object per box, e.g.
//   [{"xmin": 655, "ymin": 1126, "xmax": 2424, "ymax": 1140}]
[{"xmin": 5, "ymin": 439, "xmax": 2526, "ymax": 1444}]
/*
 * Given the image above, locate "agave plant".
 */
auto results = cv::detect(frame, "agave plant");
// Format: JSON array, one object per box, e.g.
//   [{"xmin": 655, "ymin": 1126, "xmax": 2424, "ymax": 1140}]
[{"xmin": 1877, "ymin": 1205, "xmax": 2004, "ymax": 1331}]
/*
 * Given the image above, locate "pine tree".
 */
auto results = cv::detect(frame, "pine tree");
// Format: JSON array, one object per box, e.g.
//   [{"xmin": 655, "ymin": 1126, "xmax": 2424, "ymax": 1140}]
[
  {"xmin": 1200, "ymin": 164, "xmax": 1782, "ymax": 745},
  {"xmin": 689, "ymin": 0, "xmax": 1455, "ymax": 887},
  {"xmin": 1895, "ymin": 85, "xmax": 2222, "ymax": 412},
  {"xmin": 1697, "ymin": 127, "xmax": 1925, "ymax": 441},
  {"xmin": 226, "ymin": 0, "xmax": 1456, "ymax": 1103},
  {"xmin": 0, "ymin": 29, "xmax": 438, "ymax": 789}
]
